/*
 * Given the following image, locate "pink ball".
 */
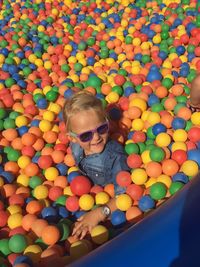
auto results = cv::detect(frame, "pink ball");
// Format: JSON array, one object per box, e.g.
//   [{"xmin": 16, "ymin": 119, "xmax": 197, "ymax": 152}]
[
  {"xmin": 70, "ymin": 175, "xmax": 92, "ymax": 196},
  {"xmin": 65, "ymin": 196, "xmax": 79, "ymax": 212},
  {"xmin": 116, "ymin": 171, "xmax": 132, "ymax": 187}
]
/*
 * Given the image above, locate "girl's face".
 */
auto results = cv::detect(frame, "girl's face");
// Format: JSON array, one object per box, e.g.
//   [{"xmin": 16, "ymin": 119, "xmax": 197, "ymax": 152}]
[
  {"xmin": 69, "ymin": 109, "xmax": 109, "ymax": 155},
  {"xmin": 191, "ymin": 77, "xmax": 200, "ymax": 106}
]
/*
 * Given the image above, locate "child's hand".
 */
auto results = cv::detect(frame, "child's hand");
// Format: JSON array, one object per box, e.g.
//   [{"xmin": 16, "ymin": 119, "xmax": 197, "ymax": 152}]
[{"xmin": 72, "ymin": 207, "xmax": 105, "ymax": 240}]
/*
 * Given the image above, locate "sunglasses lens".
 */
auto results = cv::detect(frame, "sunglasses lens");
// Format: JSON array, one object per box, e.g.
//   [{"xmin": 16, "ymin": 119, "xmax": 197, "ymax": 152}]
[
  {"xmin": 79, "ymin": 131, "xmax": 93, "ymax": 142},
  {"xmin": 97, "ymin": 123, "xmax": 109, "ymax": 135}
]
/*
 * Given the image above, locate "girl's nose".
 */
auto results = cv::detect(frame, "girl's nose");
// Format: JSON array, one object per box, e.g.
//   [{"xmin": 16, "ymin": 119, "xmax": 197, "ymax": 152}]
[{"xmin": 92, "ymin": 131, "xmax": 101, "ymax": 141}]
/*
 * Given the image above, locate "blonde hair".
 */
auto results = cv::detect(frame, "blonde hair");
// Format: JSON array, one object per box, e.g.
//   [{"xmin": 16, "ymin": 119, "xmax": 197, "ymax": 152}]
[{"xmin": 63, "ymin": 91, "xmax": 107, "ymax": 131}]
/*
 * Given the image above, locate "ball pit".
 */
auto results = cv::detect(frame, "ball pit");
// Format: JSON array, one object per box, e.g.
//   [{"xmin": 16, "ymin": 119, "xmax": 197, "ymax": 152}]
[{"xmin": 0, "ymin": 0, "xmax": 200, "ymax": 266}]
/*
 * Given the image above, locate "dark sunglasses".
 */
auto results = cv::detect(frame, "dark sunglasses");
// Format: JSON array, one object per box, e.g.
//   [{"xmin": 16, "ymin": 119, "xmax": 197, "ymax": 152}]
[{"xmin": 69, "ymin": 120, "xmax": 109, "ymax": 142}]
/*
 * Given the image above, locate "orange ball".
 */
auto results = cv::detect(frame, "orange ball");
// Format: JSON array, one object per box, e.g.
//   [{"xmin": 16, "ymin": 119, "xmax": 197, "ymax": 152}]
[
  {"xmin": 171, "ymin": 84, "xmax": 184, "ymax": 96},
  {"xmin": 22, "ymin": 214, "xmax": 37, "ymax": 231},
  {"xmin": 4, "ymin": 161, "xmax": 19, "ymax": 174},
  {"xmin": 26, "ymin": 200, "xmax": 43, "ymax": 215},
  {"xmin": 41, "ymin": 225, "xmax": 60, "ymax": 245},
  {"xmin": 43, "ymin": 131, "xmax": 58, "ymax": 144},
  {"xmin": 11, "ymin": 137, "xmax": 23, "ymax": 150},
  {"xmin": 155, "ymin": 86, "xmax": 168, "ymax": 98},
  {"xmin": 162, "ymin": 159, "xmax": 179, "ymax": 176},
  {"xmin": 127, "ymin": 106, "xmax": 142, "ymax": 119},
  {"xmin": 33, "ymin": 138, "xmax": 45, "ymax": 151},
  {"xmin": 146, "ymin": 161, "xmax": 162, "ymax": 178},
  {"xmin": 54, "ymin": 176, "xmax": 68, "ymax": 188},
  {"xmin": 24, "ymin": 163, "xmax": 39, "ymax": 176},
  {"xmin": 2, "ymin": 128, "xmax": 18, "ymax": 141},
  {"xmin": 104, "ymin": 184, "xmax": 115, "ymax": 198},
  {"xmin": 51, "ymin": 150, "xmax": 65, "ymax": 164},
  {"xmin": 164, "ymin": 98, "xmax": 177, "ymax": 111},
  {"xmin": 21, "ymin": 133, "xmax": 36, "ymax": 146},
  {"xmin": 1, "ymin": 184, "xmax": 17, "ymax": 198},
  {"xmin": 31, "ymin": 219, "xmax": 48, "ymax": 238},
  {"xmin": 64, "ymin": 154, "xmax": 75, "ymax": 167},
  {"xmin": 126, "ymin": 206, "xmax": 143, "ymax": 222},
  {"xmin": 177, "ymin": 106, "xmax": 192, "ymax": 120}
]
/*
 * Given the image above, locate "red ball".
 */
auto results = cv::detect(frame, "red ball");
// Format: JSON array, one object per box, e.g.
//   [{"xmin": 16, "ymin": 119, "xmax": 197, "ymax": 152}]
[
  {"xmin": 127, "ymin": 154, "xmax": 142, "ymax": 168},
  {"xmin": 90, "ymin": 185, "xmax": 104, "ymax": 195},
  {"xmin": 0, "ymin": 210, "xmax": 9, "ymax": 227},
  {"xmin": 9, "ymin": 194, "xmax": 25, "ymax": 206},
  {"xmin": 38, "ymin": 155, "xmax": 53, "ymax": 169},
  {"xmin": 194, "ymin": 47, "xmax": 200, "ymax": 57},
  {"xmin": 70, "ymin": 175, "xmax": 92, "ymax": 196},
  {"xmin": 171, "ymin": 150, "xmax": 187, "ymax": 165},
  {"xmin": 114, "ymin": 74, "xmax": 126, "ymax": 86},
  {"xmin": 65, "ymin": 196, "xmax": 79, "ymax": 212},
  {"xmin": 186, "ymin": 141, "xmax": 197, "ymax": 150},
  {"xmin": 188, "ymin": 127, "xmax": 200, "ymax": 143},
  {"xmin": 116, "ymin": 171, "xmax": 132, "ymax": 187},
  {"xmin": 126, "ymin": 184, "xmax": 144, "ymax": 201},
  {"xmin": 132, "ymin": 131, "xmax": 146, "ymax": 143},
  {"xmin": 21, "ymin": 146, "xmax": 35, "ymax": 157},
  {"xmin": 48, "ymin": 186, "xmax": 63, "ymax": 201}
]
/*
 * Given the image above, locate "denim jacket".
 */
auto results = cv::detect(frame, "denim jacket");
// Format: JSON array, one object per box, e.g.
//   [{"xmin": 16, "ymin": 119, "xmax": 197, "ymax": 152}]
[{"xmin": 70, "ymin": 139, "xmax": 130, "ymax": 195}]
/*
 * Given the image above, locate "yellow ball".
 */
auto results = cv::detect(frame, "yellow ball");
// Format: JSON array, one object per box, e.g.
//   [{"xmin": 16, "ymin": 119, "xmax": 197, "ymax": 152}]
[
  {"xmin": 91, "ymin": 225, "xmax": 109, "ymax": 245},
  {"xmin": 7, "ymin": 205, "xmax": 22, "ymax": 215},
  {"xmin": 131, "ymin": 118, "xmax": 144, "ymax": 131},
  {"xmin": 141, "ymin": 150, "xmax": 151, "ymax": 164},
  {"xmin": 68, "ymin": 166, "xmax": 79, "ymax": 174},
  {"xmin": 156, "ymin": 133, "xmax": 171, "ymax": 147},
  {"xmin": 48, "ymin": 103, "xmax": 61, "ymax": 114},
  {"xmin": 132, "ymin": 37, "xmax": 141, "ymax": 46},
  {"xmin": 38, "ymin": 25, "xmax": 45, "ymax": 32},
  {"xmin": 191, "ymin": 112, "xmax": 200, "ymax": 125},
  {"xmin": 44, "ymin": 60, "xmax": 52, "ymax": 70},
  {"xmin": 79, "ymin": 194, "xmax": 94, "ymax": 211},
  {"xmin": 39, "ymin": 120, "xmax": 52, "ymax": 132},
  {"xmin": 171, "ymin": 142, "xmax": 187, "ymax": 152},
  {"xmin": 129, "ymin": 98, "xmax": 147, "ymax": 112},
  {"xmin": 157, "ymin": 174, "xmax": 172, "ymax": 188},
  {"xmin": 173, "ymin": 129, "xmax": 188, "ymax": 142},
  {"xmin": 45, "ymin": 167, "xmax": 59, "ymax": 181},
  {"xmin": 0, "ymin": 177, "xmax": 4, "ymax": 186},
  {"xmin": 15, "ymin": 115, "xmax": 29, "ymax": 127},
  {"xmin": 24, "ymin": 245, "xmax": 42, "ymax": 263},
  {"xmin": 70, "ymin": 240, "xmax": 89, "ymax": 259},
  {"xmin": 95, "ymin": 192, "xmax": 110, "ymax": 205},
  {"xmin": 7, "ymin": 213, "xmax": 23, "ymax": 229},
  {"xmin": 35, "ymin": 59, "xmax": 43, "ymax": 67},
  {"xmin": 116, "ymin": 194, "xmax": 132, "ymax": 211},
  {"xmin": 153, "ymin": 34, "xmax": 161, "ymax": 44},
  {"xmin": 17, "ymin": 156, "xmax": 31, "ymax": 169},
  {"xmin": 181, "ymin": 160, "xmax": 199, "ymax": 177},
  {"xmin": 34, "ymin": 185, "xmax": 48, "ymax": 200},
  {"xmin": 43, "ymin": 110, "xmax": 55, "ymax": 122},
  {"xmin": 145, "ymin": 177, "xmax": 157, "ymax": 188},
  {"xmin": 63, "ymin": 186, "xmax": 73, "ymax": 196},
  {"xmin": 28, "ymin": 54, "xmax": 37, "ymax": 63},
  {"xmin": 105, "ymin": 92, "xmax": 119, "ymax": 103},
  {"xmin": 131, "ymin": 168, "xmax": 148, "ymax": 185},
  {"xmin": 0, "ymin": 54, "xmax": 5, "ymax": 63},
  {"xmin": 17, "ymin": 174, "xmax": 30, "ymax": 187},
  {"xmin": 147, "ymin": 112, "xmax": 161, "ymax": 126}
]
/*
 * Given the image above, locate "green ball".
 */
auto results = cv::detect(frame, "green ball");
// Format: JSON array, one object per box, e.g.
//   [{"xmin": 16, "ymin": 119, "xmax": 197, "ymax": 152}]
[
  {"xmin": 137, "ymin": 142, "xmax": 146, "ymax": 154},
  {"xmin": 173, "ymin": 103, "xmax": 185, "ymax": 115},
  {"xmin": 169, "ymin": 182, "xmax": 184, "ymax": 195},
  {"xmin": 187, "ymin": 71, "xmax": 197, "ymax": 83},
  {"xmin": 55, "ymin": 195, "xmax": 67, "ymax": 206},
  {"xmin": 23, "ymin": 66, "xmax": 32, "ymax": 76},
  {"xmin": 0, "ymin": 108, "xmax": 6, "ymax": 119},
  {"xmin": 7, "ymin": 149, "xmax": 21, "ymax": 161},
  {"xmin": 74, "ymin": 62, "xmax": 83, "ymax": 72},
  {"xmin": 176, "ymin": 95, "xmax": 187, "ymax": 104},
  {"xmin": 185, "ymin": 120, "xmax": 192, "ymax": 131},
  {"xmin": 78, "ymin": 41, "xmax": 87, "ymax": 51},
  {"xmin": 151, "ymin": 103, "xmax": 164, "ymax": 113},
  {"xmin": 125, "ymin": 143, "xmax": 139, "ymax": 155},
  {"xmin": 146, "ymin": 127, "xmax": 156, "ymax": 139},
  {"xmin": 150, "ymin": 182, "xmax": 167, "ymax": 200},
  {"xmin": 8, "ymin": 234, "xmax": 27, "ymax": 253},
  {"xmin": 142, "ymin": 55, "xmax": 151, "ymax": 64},
  {"xmin": 161, "ymin": 31, "xmax": 169, "ymax": 40},
  {"xmin": 58, "ymin": 222, "xmax": 70, "ymax": 241},
  {"xmin": 87, "ymin": 37, "xmax": 95, "ymax": 46},
  {"xmin": 0, "ymin": 239, "xmax": 11, "ymax": 256},
  {"xmin": 125, "ymin": 36, "xmax": 133, "ymax": 44},
  {"xmin": 29, "ymin": 176, "xmax": 43, "ymax": 189},
  {"xmin": 5, "ymin": 78, "xmax": 15, "ymax": 87},
  {"xmin": 187, "ymin": 44, "xmax": 195, "ymax": 53},
  {"xmin": 112, "ymin": 85, "xmax": 123, "ymax": 96},
  {"xmin": 150, "ymin": 147, "xmax": 165, "ymax": 162},
  {"xmin": 61, "ymin": 64, "xmax": 70, "ymax": 73},
  {"xmin": 86, "ymin": 75, "xmax": 102, "ymax": 88},
  {"xmin": 33, "ymin": 93, "xmax": 44, "ymax": 103},
  {"xmin": 9, "ymin": 111, "xmax": 20, "ymax": 120},
  {"xmin": 0, "ymin": 40, "xmax": 8, "ymax": 48},
  {"xmin": 162, "ymin": 77, "xmax": 173, "ymax": 89},
  {"xmin": 3, "ymin": 118, "xmax": 16, "ymax": 129},
  {"xmin": 46, "ymin": 90, "xmax": 58, "ymax": 102}
]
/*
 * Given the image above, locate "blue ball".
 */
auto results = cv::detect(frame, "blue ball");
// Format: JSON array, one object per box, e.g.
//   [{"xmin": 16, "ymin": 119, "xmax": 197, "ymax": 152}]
[
  {"xmin": 111, "ymin": 209, "xmax": 126, "ymax": 226},
  {"xmin": 152, "ymin": 123, "xmax": 167, "ymax": 136},
  {"xmin": 36, "ymin": 98, "xmax": 48, "ymax": 109},
  {"xmin": 13, "ymin": 255, "xmax": 33, "ymax": 267},
  {"xmin": 56, "ymin": 163, "xmax": 68, "ymax": 176},
  {"xmin": 171, "ymin": 117, "xmax": 186, "ymax": 130},
  {"xmin": 172, "ymin": 172, "xmax": 189, "ymax": 184},
  {"xmin": 67, "ymin": 171, "xmax": 80, "ymax": 183},
  {"xmin": 57, "ymin": 206, "xmax": 69, "ymax": 218},
  {"xmin": 138, "ymin": 195, "xmax": 155, "ymax": 212},
  {"xmin": 17, "ymin": 126, "xmax": 29, "ymax": 136},
  {"xmin": 41, "ymin": 207, "xmax": 58, "ymax": 223},
  {"xmin": 1, "ymin": 171, "xmax": 15, "ymax": 183},
  {"xmin": 187, "ymin": 149, "xmax": 200, "ymax": 167},
  {"xmin": 148, "ymin": 94, "xmax": 159, "ymax": 106},
  {"xmin": 146, "ymin": 70, "xmax": 162, "ymax": 82}
]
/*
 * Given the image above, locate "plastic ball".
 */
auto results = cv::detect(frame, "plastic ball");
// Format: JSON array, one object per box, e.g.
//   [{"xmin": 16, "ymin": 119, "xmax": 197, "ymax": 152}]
[
  {"xmin": 111, "ymin": 209, "xmax": 126, "ymax": 226},
  {"xmin": 79, "ymin": 194, "xmax": 94, "ymax": 211},
  {"xmin": 127, "ymin": 154, "xmax": 142, "ymax": 168},
  {"xmin": 95, "ymin": 192, "xmax": 110, "ymax": 205},
  {"xmin": 131, "ymin": 168, "xmax": 148, "ymax": 185},
  {"xmin": 138, "ymin": 195, "xmax": 155, "ymax": 212},
  {"xmin": 65, "ymin": 196, "xmax": 79, "ymax": 212},
  {"xmin": 150, "ymin": 182, "xmax": 167, "ymax": 200},
  {"xmin": 33, "ymin": 185, "xmax": 48, "ymax": 200},
  {"xmin": 171, "ymin": 117, "xmax": 186, "ymax": 130},
  {"xmin": 169, "ymin": 182, "xmax": 184, "ymax": 195},
  {"xmin": 187, "ymin": 149, "xmax": 200, "ymax": 167},
  {"xmin": 91, "ymin": 225, "xmax": 109, "ymax": 245},
  {"xmin": 156, "ymin": 132, "xmax": 171, "ymax": 147},
  {"xmin": 8, "ymin": 234, "xmax": 27, "ymax": 253},
  {"xmin": 181, "ymin": 160, "xmax": 199, "ymax": 176},
  {"xmin": 150, "ymin": 147, "xmax": 165, "ymax": 162},
  {"xmin": 171, "ymin": 149, "xmax": 187, "ymax": 165},
  {"xmin": 7, "ymin": 213, "xmax": 23, "ymax": 229},
  {"xmin": 116, "ymin": 194, "xmax": 132, "ymax": 211},
  {"xmin": 162, "ymin": 159, "xmax": 179, "ymax": 176},
  {"xmin": 41, "ymin": 225, "xmax": 60, "ymax": 245},
  {"xmin": 44, "ymin": 167, "xmax": 59, "ymax": 181},
  {"xmin": 116, "ymin": 171, "xmax": 132, "ymax": 187},
  {"xmin": 70, "ymin": 175, "xmax": 92, "ymax": 196},
  {"xmin": 23, "ymin": 245, "xmax": 42, "ymax": 263}
]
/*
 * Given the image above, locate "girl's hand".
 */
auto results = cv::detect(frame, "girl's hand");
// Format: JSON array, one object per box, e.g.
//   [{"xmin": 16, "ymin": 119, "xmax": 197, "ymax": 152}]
[{"xmin": 72, "ymin": 207, "xmax": 105, "ymax": 240}]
